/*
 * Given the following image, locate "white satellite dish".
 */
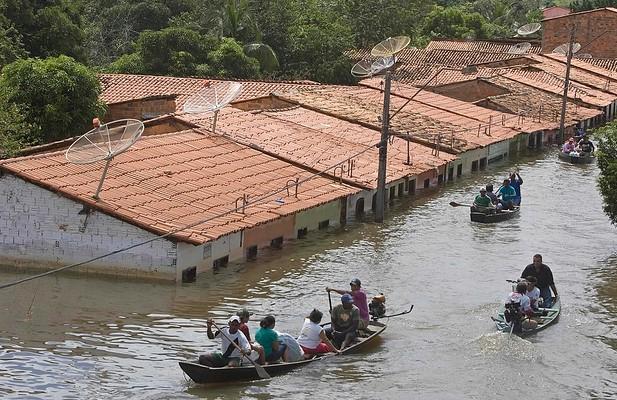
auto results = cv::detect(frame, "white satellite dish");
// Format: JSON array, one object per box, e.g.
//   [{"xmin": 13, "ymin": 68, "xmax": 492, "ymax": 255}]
[
  {"xmin": 576, "ymin": 53, "xmax": 593, "ymax": 59},
  {"xmin": 65, "ymin": 119, "xmax": 144, "ymax": 199},
  {"xmin": 351, "ymin": 60, "xmax": 374, "ymax": 78},
  {"xmin": 552, "ymin": 42, "xmax": 581, "ymax": 56},
  {"xmin": 371, "ymin": 36, "xmax": 411, "ymax": 58},
  {"xmin": 371, "ymin": 56, "xmax": 395, "ymax": 74},
  {"xmin": 508, "ymin": 42, "xmax": 532, "ymax": 54},
  {"xmin": 183, "ymin": 81, "xmax": 243, "ymax": 133},
  {"xmin": 517, "ymin": 22, "xmax": 542, "ymax": 36}
]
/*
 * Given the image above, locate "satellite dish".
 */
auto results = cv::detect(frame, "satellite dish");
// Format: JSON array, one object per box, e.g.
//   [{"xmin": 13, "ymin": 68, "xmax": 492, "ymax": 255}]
[
  {"xmin": 371, "ymin": 36, "xmax": 411, "ymax": 58},
  {"xmin": 552, "ymin": 42, "xmax": 581, "ymax": 56},
  {"xmin": 65, "ymin": 119, "xmax": 144, "ymax": 199},
  {"xmin": 371, "ymin": 56, "xmax": 395, "ymax": 74},
  {"xmin": 517, "ymin": 23, "xmax": 542, "ymax": 36},
  {"xmin": 351, "ymin": 60, "xmax": 374, "ymax": 78},
  {"xmin": 508, "ymin": 42, "xmax": 532, "ymax": 54},
  {"xmin": 183, "ymin": 81, "xmax": 242, "ymax": 133},
  {"xmin": 576, "ymin": 53, "xmax": 593, "ymax": 59}
]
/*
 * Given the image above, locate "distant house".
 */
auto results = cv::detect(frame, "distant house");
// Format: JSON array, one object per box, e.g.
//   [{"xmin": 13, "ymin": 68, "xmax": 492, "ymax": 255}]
[{"xmin": 542, "ymin": 6, "xmax": 571, "ymax": 19}]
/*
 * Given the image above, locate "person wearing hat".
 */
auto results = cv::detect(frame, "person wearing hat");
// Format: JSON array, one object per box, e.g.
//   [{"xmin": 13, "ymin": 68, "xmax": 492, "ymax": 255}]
[
  {"xmin": 237, "ymin": 308, "xmax": 265, "ymax": 365},
  {"xmin": 472, "ymin": 187, "xmax": 494, "ymax": 214},
  {"xmin": 199, "ymin": 315, "xmax": 251, "ymax": 367},
  {"xmin": 326, "ymin": 293, "xmax": 360, "ymax": 350},
  {"xmin": 562, "ymin": 137, "xmax": 577, "ymax": 154},
  {"xmin": 326, "ymin": 278, "xmax": 369, "ymax": 329}
]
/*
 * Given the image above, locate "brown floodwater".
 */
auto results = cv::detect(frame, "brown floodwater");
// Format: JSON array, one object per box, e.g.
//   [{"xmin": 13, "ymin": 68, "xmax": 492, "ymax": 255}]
[{"xmin": 1, "ymin": 148, "xmax": 616, "ymax": 399}]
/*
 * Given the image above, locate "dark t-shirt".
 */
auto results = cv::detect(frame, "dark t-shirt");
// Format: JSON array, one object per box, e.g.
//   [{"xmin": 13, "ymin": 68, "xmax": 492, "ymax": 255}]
[
  {"xmin": 521, "ymin": 263, "xmax": 554, "ymax": 289},
  {"xmin": 239, "ymin": 323, "xmax": 251, "ymax": 342}
]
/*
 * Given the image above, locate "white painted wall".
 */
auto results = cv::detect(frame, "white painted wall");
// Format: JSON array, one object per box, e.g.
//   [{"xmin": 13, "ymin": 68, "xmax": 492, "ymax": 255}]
[
  {"xmin": 0, "ymin": 174, "xmax": 177, "ymax": 279},
  {"xmin": 176, "ymin": 232, "xmax": 243, "ymax": 279}
]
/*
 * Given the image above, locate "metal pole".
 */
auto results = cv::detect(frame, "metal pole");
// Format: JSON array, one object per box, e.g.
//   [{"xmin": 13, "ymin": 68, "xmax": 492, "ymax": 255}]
[
  {"xmin": 558, "ymin": 25, "xmax": 576, "ymax": 145},
  {"xmin": 93, "ymin": 157, "xmax": 113, "ymax": 200},
  {"xmin": 375, "ymin": 71, "xmax": 391, "ymax": 223}
]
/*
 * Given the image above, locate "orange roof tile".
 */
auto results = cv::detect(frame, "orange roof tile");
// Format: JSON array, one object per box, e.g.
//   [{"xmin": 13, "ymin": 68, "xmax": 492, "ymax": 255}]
[
  {"xmin": 177, "ymin": 107, "xmax": 453, "ymax": 189},
  {"xmin": 99, "ymin": 74, "xmax": 321, "ymax": 109},
  {"xmin": 425, "ymin": 39, "xmax": 541, "ymax": 54},
  {"xmin": 582, "ymin": 58, "xmax": 617, "ymax": 73},
  {"xmin": 0, "ymin": 130, "xmax": 356, "ymax": 244},
  {"xmin": 274, "ymin": 85, "xmax": 524, "ymax": 154}
]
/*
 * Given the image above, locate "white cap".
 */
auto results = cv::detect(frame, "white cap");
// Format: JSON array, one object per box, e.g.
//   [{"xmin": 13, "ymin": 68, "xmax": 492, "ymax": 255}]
[{"xmin": 228, "ymin": 315, "xmax": 241, "ymax": 323}]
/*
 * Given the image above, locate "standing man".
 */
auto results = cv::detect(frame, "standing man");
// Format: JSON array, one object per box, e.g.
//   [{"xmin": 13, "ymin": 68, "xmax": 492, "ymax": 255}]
[
  {"xmin": 327, "ymin": 278, "xmax": 369, "ymax": 329},
  {"xmin": 327, "ymin": 294, "xmax": 360, "ymax": 350},
  {"xmin": 509, "ymin": 171, "xmax": 523, "ymax": 206},
  {"xmin": 199, "ymin": 315, "xmax": 251, "ymax": 367},
  {"xmin": 521, "ymin": 254, "xmax": 558, "ymax": 308}
]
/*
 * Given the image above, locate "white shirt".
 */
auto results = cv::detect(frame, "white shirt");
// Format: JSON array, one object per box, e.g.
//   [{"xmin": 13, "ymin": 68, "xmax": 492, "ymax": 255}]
[
  {"xmin": 508, "ymin": 292, "xmax": 532, "ymax": 313},
  {"xmin": 297, "ymin": 319, "xmax": 323, "ymax": 349},
  {"xmin": 216, "ymin": 327, "xmax": 250, "ymax": 358},
  {"xmin": 527, "ymin": 287, "xmax": 540, "ymax": 308}
]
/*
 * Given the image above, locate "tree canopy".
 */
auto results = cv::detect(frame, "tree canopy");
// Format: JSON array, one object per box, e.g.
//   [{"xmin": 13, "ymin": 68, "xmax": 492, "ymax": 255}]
[{"xmin": 594, "ymin": 122, "xmax": 617, "ymax": 225}]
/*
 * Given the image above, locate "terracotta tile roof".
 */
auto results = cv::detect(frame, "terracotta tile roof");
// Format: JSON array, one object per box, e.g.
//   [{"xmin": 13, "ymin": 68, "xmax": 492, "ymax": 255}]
[
  {"xmin": 273, "ymin": 85, "xmax": 523, "ymax": 154},
  {"xmin": 543, "ymin": 54, "xmax": 617, "ymax": 83},
  {"xmin": 582, "ymin": 58, "xmax": 617, "ymax": 73},
  {"xmin": 360, "ymin": 78, "xmax": 545, "ymax": 133},
  {"xmin": 99, "ymin": 74, "xmax": 321, "ymax": 108},
  {"xmin": 177, "ymin": 107, "xmax": 453, "ymax": 189},
  {"xmin": 425, "ymin": 39, "xmax": 541, "ymax": 54},
  {"xmin": 0, "ymin": 129, "xmax": 356, "ymax": 244}
]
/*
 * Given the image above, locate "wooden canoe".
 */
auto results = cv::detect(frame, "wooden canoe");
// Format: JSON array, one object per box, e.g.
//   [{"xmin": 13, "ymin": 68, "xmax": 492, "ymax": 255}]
[
  {"xmin": 558, "ymin": 151, "xmax": 595, "ymax": 164},
  {"xmin": 179, "ymin": 320, "xmax": 387, "ymax": 384},
  {"xmin": 470, "ymin": 207, "xmax": 519, "ymax": 223},
  {"xmin": 492, "ymin": 297, "xmax": 560, "ymax": 337}
]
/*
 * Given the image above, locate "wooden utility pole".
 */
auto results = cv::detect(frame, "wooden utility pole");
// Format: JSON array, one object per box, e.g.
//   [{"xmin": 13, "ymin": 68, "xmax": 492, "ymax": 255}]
[
  {"xmin": 558, "ymin": 25, "xmax": 576, "ymax": 145},
  {"xmin": 375, "ymin": 71, "xmax": 391, "ymax": 223}
]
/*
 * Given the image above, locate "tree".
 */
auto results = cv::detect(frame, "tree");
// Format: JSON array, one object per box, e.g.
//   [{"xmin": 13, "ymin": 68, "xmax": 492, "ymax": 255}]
[
  {"xmin": 208, "ymin": 37, "xmax": 260, "ymax": 78},
  {"xmin": 594, "ymin": 121, "xmax": 617, "ymax": 225},
  {"xmin": 0, "ymin": 16, "xmax": 27, "ymax": 68},
  {"xmin": 422, "ymin": 5, "xmax": 494, "ymax": 39},
  {"xmin": 0, "ymin": 103, "xmax": 33, "ymax": 158},
  {"xmin": 0, "ymin": 56, "xmax": 106, "ymax": 144}
]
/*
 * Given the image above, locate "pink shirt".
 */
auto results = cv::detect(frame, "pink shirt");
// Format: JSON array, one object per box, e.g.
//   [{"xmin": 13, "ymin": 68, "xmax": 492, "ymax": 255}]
[{"xmin": 353, "ymin": 289, "xmax": 370, "ymax": 321}]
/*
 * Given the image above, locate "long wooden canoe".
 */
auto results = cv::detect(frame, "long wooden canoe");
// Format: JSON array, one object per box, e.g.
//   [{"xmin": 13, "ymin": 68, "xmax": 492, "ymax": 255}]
[
  {"xmin": 558, "ymin": 151, "xmax": 595, "ymax": 164},
  {"xmin": 470, "ymin": 207, "xmax": 519, "ymax": 223},
  {"xmin": 179, "ymin": 320, "xmax": 387, "ymax": 383},
  {"xmin": 492, "ymin": 297, "xmax": 560, "ymax": 337}
]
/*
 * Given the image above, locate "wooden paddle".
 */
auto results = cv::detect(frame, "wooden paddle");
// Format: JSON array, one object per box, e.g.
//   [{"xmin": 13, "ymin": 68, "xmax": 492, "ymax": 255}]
[
  {"xmin": 327, "ymin": 289, "xmax": 333, "ymax": 312},
  {"xmin": 210, "ymin": 320, "xmax": 271, "ymax": 380},
  {"xmin": 449, "ymin": 201, "xmax": 472, "ymax": 207}
]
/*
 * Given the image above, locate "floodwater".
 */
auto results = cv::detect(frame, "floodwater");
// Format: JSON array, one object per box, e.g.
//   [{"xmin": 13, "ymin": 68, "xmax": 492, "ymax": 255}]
[{"xmin": 1, "ymin": 148, "xmax": 616, "ymax": 400}]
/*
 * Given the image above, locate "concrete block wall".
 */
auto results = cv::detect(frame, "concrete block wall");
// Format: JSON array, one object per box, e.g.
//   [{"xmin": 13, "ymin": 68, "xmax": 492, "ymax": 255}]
[
  {"xmin": 0, "ymin": 174, "xmax": 177, "ymax": 279},
  {"xmin": 542, "ymin": 10, "xmax": 617, "ymax": 58}
]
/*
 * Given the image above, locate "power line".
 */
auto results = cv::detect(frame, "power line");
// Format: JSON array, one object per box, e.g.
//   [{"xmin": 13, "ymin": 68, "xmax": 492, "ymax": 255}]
[{"xmin": 0, "ymin": 139, "xmax": 380, "ymax": 290}]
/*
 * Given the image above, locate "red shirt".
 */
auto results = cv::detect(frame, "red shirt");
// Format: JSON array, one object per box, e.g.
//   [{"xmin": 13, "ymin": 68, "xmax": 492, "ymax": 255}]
[{"xmin": 239, "ymin": 323, "xmax": 251, "ymax": 342}]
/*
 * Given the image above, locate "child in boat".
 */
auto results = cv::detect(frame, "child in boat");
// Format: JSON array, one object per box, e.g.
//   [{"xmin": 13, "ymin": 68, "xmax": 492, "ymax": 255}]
[
  {"xmin": 255, "ymin": 315, "xmax": 287, "ymax": 363},
  {"xmin": 297, "ymin": 309, "xmax": 340, "ymax": 355},
  {"xmin": 525, "ymin": 276, "xmax": 541, "ymax": 310},
  {"xmin": 508, "ymin": 281, "xmax": 538, "ymax": 331},
  {"xmin": 562, "ymin": 138, "xmax": 577, "ymax": 154}
]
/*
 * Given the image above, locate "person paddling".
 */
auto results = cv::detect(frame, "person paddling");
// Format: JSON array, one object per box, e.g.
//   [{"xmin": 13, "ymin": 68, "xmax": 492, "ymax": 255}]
[
  {"xmin": 199, "ymin": 315, "xmax": 252, "ymax": 367},
  {"xmin": 521, "ymin": 254, "xmax": 558, "ymax": 308},
  {"xmin": 472, "ymin": 188, "xmax": 494, "ymax": 214}
]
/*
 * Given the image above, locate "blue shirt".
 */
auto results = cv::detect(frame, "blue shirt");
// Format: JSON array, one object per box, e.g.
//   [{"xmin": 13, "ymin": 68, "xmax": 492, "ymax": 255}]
[
  {"xmin": 509, "ymin": 180, "xmax": 522, "ymax": 197},
  {"xmin": 497, "ymin": 185, "xmax": 517, "ymax": 202}
]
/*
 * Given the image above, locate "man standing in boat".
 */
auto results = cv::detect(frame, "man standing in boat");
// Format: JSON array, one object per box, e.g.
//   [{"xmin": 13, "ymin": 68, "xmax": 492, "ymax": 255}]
[
  {"xmin": 327, "ymin": 278, "xmax": 370, "ymax": 329},
  {"xmin": 521, "ymin": 254, "xmax": 558, "ymax": 308},
  {"xmin": 509, "ymin": 171, "xmax": 523, "ymax": 206}
]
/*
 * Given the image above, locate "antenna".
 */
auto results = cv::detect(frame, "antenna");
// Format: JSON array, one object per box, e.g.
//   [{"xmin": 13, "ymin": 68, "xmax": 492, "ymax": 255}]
[
  {"xmin": 508, "ymin": 42, "xmax": 532, "ymax": 54},
  {"xmin": 517, "ymin": 23, "xmax": 541, "ymax": 36},
  {"xmin": 552, "ymin": 42, "xmax": 581, "ymax": 56},
  {"xmin": 65, "ymin": 119, "xmax": 144, "ymax": 199},
  {"xmin": 370, "ymin": 36, "xmax": 411, "ymax": 58},
  {"xmin": 371, "ymin": 56, "xmax": 395, "ymax": 74},
  {"xmin": 182, "ymin": 81, "xmax": 243, "ymax": 133},
  {"xmin": 351, "ymin": 60, "xmax": 374, "ymax": 78}
]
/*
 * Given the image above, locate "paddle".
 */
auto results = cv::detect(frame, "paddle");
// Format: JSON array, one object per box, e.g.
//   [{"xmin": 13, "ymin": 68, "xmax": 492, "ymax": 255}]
[
  {"xmin": 209, "ymin": 320, "xmax": 271, "ymax": 380},
  {"xmin": 327, "ymin": 289, "xmax": 333, "ymax": 312},
  {"xmin": 449, "ymin": 201, "xmax": 473, "ymax": 208}
]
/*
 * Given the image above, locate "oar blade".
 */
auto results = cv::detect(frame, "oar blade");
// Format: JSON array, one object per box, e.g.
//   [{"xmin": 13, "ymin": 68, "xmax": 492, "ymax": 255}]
[{"xmin": 255, "ymin": 363, "xmax": 271, "ymax": 379}]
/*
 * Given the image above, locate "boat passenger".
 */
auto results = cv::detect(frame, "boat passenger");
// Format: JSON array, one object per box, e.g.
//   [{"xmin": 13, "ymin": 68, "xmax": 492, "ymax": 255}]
[
  {"xmin": 562, "ymin": 138, "xmax": 576, "ymax": 154},
  {"xmin": 509, "ymin": 171, "xmax": 523, "ymax": 206},
  {"xmin": 525, "ymin": 276, "xmax": 541, "ymax": 310},
  {"xmin": 326, "ymin": 278, "xmax": 370, "ymax": 329},
  {"xmin": 521, "ymin": 254, "xmax": 558, "ymax": 308},
  {"xmin": 577, "ymin": 135, "xmax": 595, "ymax": 154},
  {"xmin": 199, "ymin": 315, "xmax": 251, "ymax": 367},
  {"xmin": 277, "ymin": 333, "xmax": 304, "ymax": 362},
  {"xmin": 496, "ymin": 179, "xmax": 516, "ymax": 210},
  {"xmin": 326, "ymin": 294, "xmax": 360, "ymax": 350},
  {"xmin": 255, "ymin": 315, "xmax": 288, "ymax": 363},
  {"xmin": 297, "ymin": 309, "xmax": 340, "ymax": 355},
  {"xmin": 472, "ymin": 188, "xmax": 494, "ymax": 214},
  {"xmin": 508, "ymin": 281, "xmax": 538, "ymax": 330},
  {"xmin": 237, "ymin": 308, "xmax": 265, "ymax": 365},
  {"xmin": 485, "ymin": 184, "xmax": 502, "ymax": 210}
]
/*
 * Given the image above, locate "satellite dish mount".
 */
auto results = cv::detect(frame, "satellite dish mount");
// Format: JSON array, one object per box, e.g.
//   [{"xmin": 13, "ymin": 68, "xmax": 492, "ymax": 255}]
[
  {"xmin": 183, "ymin": 81, "xmax": 243, "ymax": 133},
  {"xmin": 65, "ymin": 119, "xmax": 144, "ymax": 200}
]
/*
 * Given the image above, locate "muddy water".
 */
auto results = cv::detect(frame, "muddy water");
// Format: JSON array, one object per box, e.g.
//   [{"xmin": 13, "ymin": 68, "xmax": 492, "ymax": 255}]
[{"xmin": 1, "ymin": 149, "xmax": 616, "ymax": 400}]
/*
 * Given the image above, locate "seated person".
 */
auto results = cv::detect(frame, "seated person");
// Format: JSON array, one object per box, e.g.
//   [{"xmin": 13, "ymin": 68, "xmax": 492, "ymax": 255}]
[
  {"xmin": 496, "ymin": 179, "xmax": 517, "ymax": 210},
  {"xmin": 255, "ymin": 315, "xmax": 287, "ymax": 363},
  {"xmin": 277, "ymin": 332, "xmax": 304, "ymax": 362},
  {"xmin": 562, "ymin": 138, "xmax": 576, "ymax": 154},
  {"xmin": 525, "ymin": 276, "xmax": 541, "ymax": 311},
  {"xmin": 472, "ymin": 188, "xmax": 495, "ymax": 213},
  {"xmin": 199, "ymin": 315, "xmax": 251, "ymax": 367},
  {"xmin": 508, "ymin": 282, "xmax": 538, "ymax": 331},
  {"xmin": 485, "ymin": 184, "xmax": 502, "ymax": 210},
  {"xmin": 237, "ymin": 308, "xmax": 265, "ymax": 365},
  {"xmin": 577, "ymin": 135, "xmax": 595, "ymax": 154},
  {"xmin": 297, "ymin": 309, "xmax": 340, "ymax": 355},
  {"xmin": 326, "ymin": 294, "xmax": 360, "ymax": 350}
]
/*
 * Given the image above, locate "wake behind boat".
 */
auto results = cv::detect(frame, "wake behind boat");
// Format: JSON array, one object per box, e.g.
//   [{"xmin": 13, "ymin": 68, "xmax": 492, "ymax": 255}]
[{"xmin": 179, "ymin": 320, "xmax": 387, "ymax": 384}]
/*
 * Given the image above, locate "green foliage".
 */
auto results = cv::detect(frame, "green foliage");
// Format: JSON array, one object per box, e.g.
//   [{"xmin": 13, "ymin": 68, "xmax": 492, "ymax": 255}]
[
  {"xmin": 594, "ymin": 121, "xmax": 617, "ymax": 225},
  {"xmin": 0, "ymin": 16, "xmax": 27, "ymax": 68},
  {"xmin": 422, "ymin": 5, "xmax": 493, "ymax": 39},
  {"xmin": 0, "ymin": 103, "xmax": 34, "ymax": 158},
  {"xmin": 570, "ymin": 0, "xmax": 617, "ymax": 11},
  {"xmin": 243, "ymin": 43, "xmax": 279, "ymax": 73},
  {"xmin": 208, "ymin": 37, "xmax": 260, "ymax": 78},
  {"xmin": 0, "ymin": 56, "xmax": 106, "ymax": 144}
]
